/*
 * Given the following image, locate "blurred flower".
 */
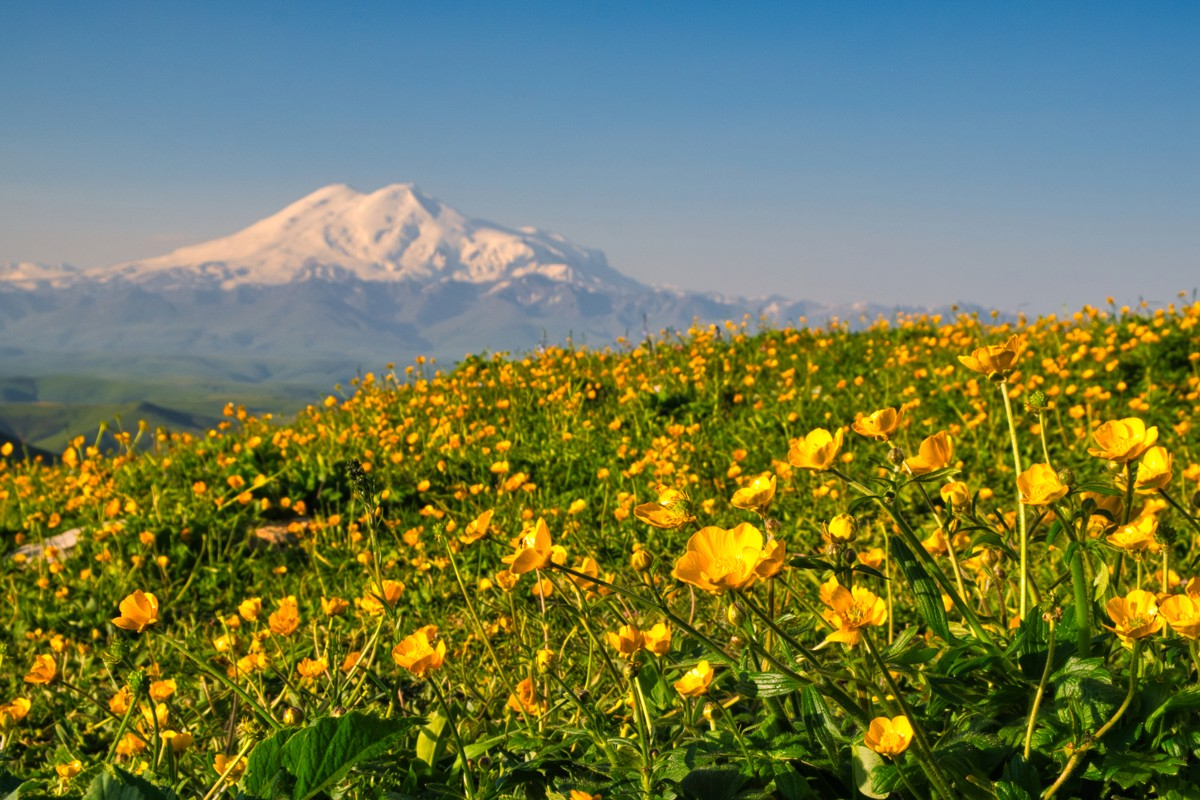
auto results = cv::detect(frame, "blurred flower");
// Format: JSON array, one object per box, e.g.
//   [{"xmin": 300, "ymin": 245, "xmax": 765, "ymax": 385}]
[
  {"xmin": 730, "ymin": 473, "xmax": 776, "ymax": 510},
  {"xmin": 0, "ymin": 697, "xmax": 31, "ymax": 729},
  {"xmin": 1088, "ymin": 417, "xmax": 1159, "ymax": 463},
  {"xmin": 214, "ymin": 754, "xmax": 247, "ymax": 781},
  {"xmin": 502, "ymin": 518, "xmax": 554, "ymax": 574},
  {"xmin": 24, "ymin": 654, "xmax": 57, "ymax": 685},
  {"xmin": 113, "ymin": 590, "xmax": 160, "ymax": 633},
  {"xmin": 268, "ymin": 596, "xmax": 300, "ymax": 636},
  {"xmin": 459, "ymin": 509, "xmax": 494, "ymax": 545},
  {"xmin": 940, "ymin": 481, "xmax": 971, "ymax": 511},
  {"xmin": 957, "ymin": 335, "xmax": 1023, "ymax": 379},
  {"xmin": 606, "ymin": 624, "xmax": 644, "ymax": 658},
  {"xmin": 1160, "ymin": 594, "xmax": 1200, "ymax": 640},
  {"xmin": 148, "ymin": 679, "xmax": 176, "ymax": 702},
  {"xmin": 321, "ymin": 596, "xmax": 350, "ymax": 617},
  {"xmin": 1128, "ymin": 446, "xmax": 1173, "ymax": 493},
  {"xmin": 904, "ymin": 431, "xmax": 953, "ymax": 476},
  {"xmin": 864, "ymin": 715, "xmax": 913, "ymax": 757},
  {"xmin": 238, "ymin": 597, "xmax": 263, "ymax": 622},
  {"xmin": 852, "ymin": 408, "xmax": 902, "ymax": 441},
  {"xmin": 633, "ymin": 488, "xmax": 694, "ymax": 530},
  {"xmin": 787, "ymin": 428, "xmax": 844, "ymax": 471},
  {"xmin": 673, "ymin": 660, "xmax": 714, "ymax": 697},
  {"xmin": 392, "ymin": 625, "xmax": 445, "ymax": 677},
  {"xmin": 55, "ymin": 760, "xmax": 82, "ymax": 780},
  {"xmin": 507, "ymin": 677, "xmax": 544, "ymax": 714},
  {"xmin": 642, "ymin": 622, "xmax": 671, "ymax": 656},
  {"xmin": 1107, "ymin": 510, "xmax": 1160, "ymax": 554},
  {"xmin": 361, "ymin": 580, "xmax": 405, "ymax": 615}
]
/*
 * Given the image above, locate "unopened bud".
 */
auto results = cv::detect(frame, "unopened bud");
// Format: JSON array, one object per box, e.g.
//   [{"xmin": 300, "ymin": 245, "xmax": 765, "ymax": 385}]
[
  {"xmin": 765, "ymin": 518, "xmax": 782, "ymax": 536},
  {"xmin": 827, "ymin": 513, "xmax": 858, "ymax": 543},
  {"xmin": 842, "ymin": 548, "xmax": 857, "ymax": 565},
  {"xmin": 887, "ymin": 447, "xmax": 906, "ymax": 466},
  {"xmin": 1056, "ymin": 468, "xmax": 1075, "ymax": 489},
  {"xmin": 631, "ymin": 550, "xmax": 652, "ymax": 572},
  {"xmin": 726, "ymin": 603, "xmax": 745, "ymax": 627},
  {"xmin": 283, "ymin": 707, "xmax": 304, "ymax": 725},
  {"xmin": 623, "ymin": 661, "xmax": 640, "ymax": 680}
]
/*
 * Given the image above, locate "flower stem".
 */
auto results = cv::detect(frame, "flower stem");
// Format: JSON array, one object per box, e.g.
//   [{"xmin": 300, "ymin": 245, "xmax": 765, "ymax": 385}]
[
  {"xmin": 429, "ymin": 677, "xmax": 478, "ymax": 800},
  {"xmin": 1043, "ymin": 640, "xmax": 1141, "ymax": 799},
  {"xmin": 1023, "ymin": 615, "xmax": 1056, "ymax": 760},
  {"xmin": 999, "ymin": 379, "xmax": 1030, "ymax": 620}
]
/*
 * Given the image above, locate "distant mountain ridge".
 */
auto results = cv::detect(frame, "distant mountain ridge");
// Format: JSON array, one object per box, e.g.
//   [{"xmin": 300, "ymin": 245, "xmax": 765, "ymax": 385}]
[{"xmin": 1, "ymin": 183, "xmax": 989, "ymax": 380}]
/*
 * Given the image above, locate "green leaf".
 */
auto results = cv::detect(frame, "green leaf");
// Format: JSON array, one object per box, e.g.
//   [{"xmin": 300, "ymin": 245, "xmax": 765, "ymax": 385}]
[
  {"xmin": 1146, "ymin": 685, "xmax": 1200, "ymax": 730},
  {"xmin": 679, "ymin": 768, "xmax": 745, "ymax": 800},
  {"xmin": 279, "ymin": 711, "xmax": 422, "ymax": 800},
  {"xmin": 890, "ymin": 533, "xmax": 953, "ymax": 642},
  {"xmin": 241, "ymin": 728, "xmax": 296, "ymax": 799},
  {"xmin": 851, "ymin": 745, "xmax": 888, "ymax": 799},
  {"xmin": 800, "ymin": 685, "xmax": 842, "ymax": 767},
  {"xmin": 994, "ymin": 781, "xmax": 1036, "ymax": 800},
  {"xmin": 82, "ymin": 767, "xmax": 177, "ymax": 800},
  {"xmin": 1099, "ymin": 752, "xmax": 1188, "ymax": 791},
  {"xmin": 736, "ymin": 671, "xmax": 805, "ymax": 698},
  {"xmin": 415, "ymin": 710, "xmax": 448, "ymax": 768},
  {"xmin": 789, "ymin": 556, "xmax": 835, "ymax": 572}
]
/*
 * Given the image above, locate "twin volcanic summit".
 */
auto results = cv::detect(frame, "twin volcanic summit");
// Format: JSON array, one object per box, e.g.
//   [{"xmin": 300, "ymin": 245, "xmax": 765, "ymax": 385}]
[{"xmin": 0, "ymin": 183, "xmax": 947, "ymax": 383}]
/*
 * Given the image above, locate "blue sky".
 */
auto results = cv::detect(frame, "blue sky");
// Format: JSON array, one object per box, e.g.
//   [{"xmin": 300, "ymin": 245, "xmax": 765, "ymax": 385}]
[{"xmin": 2, "ymin": 2, "xmax": 1196, "ymax": 314}]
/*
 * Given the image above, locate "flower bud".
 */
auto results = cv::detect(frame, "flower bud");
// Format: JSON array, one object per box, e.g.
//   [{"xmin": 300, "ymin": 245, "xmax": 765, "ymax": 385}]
[
  {"xmin": 631, "ymin": 550, "xmax": 653, "ymax": 572},
  {"xmin": 283, "ymin": 707, "xmax": 304, "ymax": 726},
  {"xmin": 827, "ymin": 514, "xmax": 858, "ymax": 543},
  {"xmin": 1024, "ymin": 390, "xmax": 1049, "ymax": 413},
  {"xmin": 842, "ymin": 548, "xmax": 858, "ymax": 565},
  {"xmin": 1056, "ymin": 468, "xmax": 1075, "ymax": 489},
  {"xmin": 126, "ymin": 669, "xmax": 147, "ymax": 696},
  {"xmin": 887, "ymin": 447, "xmax": 906, "ymax": 466},
  {"xmin": 725, "ymin": 603, "xmax": 745, "ymax": 627},
  {"xmin": 623, "ymin": 661, "xmax": 640, "ymax": 680},
  {"xmin": 765, "ymin": 518, "xmax": 782, "ymax": 536}
]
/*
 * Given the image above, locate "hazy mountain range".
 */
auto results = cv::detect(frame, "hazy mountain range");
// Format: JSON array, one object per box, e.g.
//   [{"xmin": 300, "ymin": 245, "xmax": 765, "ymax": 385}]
[{"xmin": 0, "ymin": 183, "xmax": 987, "ymax": 451}]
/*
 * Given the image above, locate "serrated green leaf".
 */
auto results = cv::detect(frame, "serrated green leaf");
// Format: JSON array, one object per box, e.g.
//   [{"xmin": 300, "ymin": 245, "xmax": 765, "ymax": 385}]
[
  {"xmin": 82, "ymin": 767, "xmax": 177, "ymax": 800},
  {"xmin": 851, "ymin": 745, "xmax": 888, "ymax": 799},
  {"xmin": 241, "ymin": 728, "xmax": 295, "ymax": 799},
  {"xmin": 280, "ymin": 712, "xmax": 422, "ymax": 800},
  {"xmin": 679, "ymin": 768, "xmax": 745, "ymax": 800},
  {"xmin": 891, "ymin": 534, "xmax": 952, "ymax": 642},
  {"xmin": 736, "ymin": 671, "xmax": 805, "ymax": 698},
  {"xmin": 800, "ymin": 685, "xmax": 841, "ymax": 767}
]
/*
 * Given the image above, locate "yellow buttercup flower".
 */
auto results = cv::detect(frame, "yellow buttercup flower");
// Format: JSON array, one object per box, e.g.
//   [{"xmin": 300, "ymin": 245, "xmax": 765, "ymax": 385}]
[
  {"xmin": 730, "ymin": 473, "xmax": 776, "ymax": 510},
  {"xmin": 673, "ymin": 660, "xmax": 715, "ymax": 697},
  {"xmin": 825, "ymin": 513, "xmax": 858, "ymax": 544},
  {"xmin": 502, "ymin": 517, "xmax": 554, "ymax": 574},
  {"xmin": 268, "ymin": 596, "xmax": 300, "ymax": 636},
  {"xmin": 787, "ymin": 427, "xmax": 844, "ymax": 471},
  {"xmin": 214, "ymin": 753, "xmax": 247, "ymax": 781},
  {"xmin": 672, "ymin": 523, "xmax": 766, "ymax": 594},
  {"xmin": 633, "ymin": 488, "xmax": 694, "ymax": 530},
  {"xmin": 54, "ymin": 759, "xmax": 82, "ymax": 780},
  {"xmin": 904, "ymin": 431, "xmax": 953, "ymax": 476},
  {"xmin": 507, "ymin": 677, "xmax": 545, "ymax": 714},
  {"xmin": 361, "ymin": 580, "xmax": 405, "ymax": 614},
  {"xmin": 1088, "ymin": 417, "xmax": 1158, "ymax": 463},
  {"xmin": 391, "ymin": 625, "xmax": 445, "ymax": 677},
  {"xmin": 1106, "ymin": 510, "xmax": 1160, "ymax": 554},
  {"xmin": 0, "ymin": 697, "xmax": 31, "ymax": 730},
  {"xmin": 940, "ymin": 481, "xmax": 971, "ymax": 511},
  {"xmin": 957, "ymin": 335, "xmax": 1023, "ymax": 379},
  {"xmin": 1016, "ymin": 463, "xmax": 1069, "ymax": 506},
  {"xmin": 1105, "ymin": 589, "xmax": 1163, "ymax": 643},
  {"xmin": 238, "ymin": 597, "xmax": 263, "ymax": 622},
  {"xmin": 321, "ymin": 596, "xmax": 350, "ymax": 616},
  {"xmin": 821, "ymin": 582, "xmax": 887, "ymax": 647},
  {"xmin": 112, "ymin": 590, "xmax": 160, "ymax": 633},
  {"xmin": 864, "ymin": 715, "xmax": 914, "ymax": 758},
  {"xmin": 459, "ymin": 508, "xmax": 494, "ymax": 545},
  {"xmin": 606, "ymin": 624, "xmax": 645, "ymax": 658},
  {"xmin": 1127, "ymin": 446, "xmax": 1173, "ymax": 493},
  {"xmin": 851, "ymin": 407, "xmax": 902, "ymax": 441},
  {"xmin": 24, "ymin": 654, "xmax": 57, "ymax": 685},
  {"xmin": 642, "ymin": 622, "xmax": 671, "ymax": 656},
  {"xmin": 1160, "ymin": 595, "xmax": 1200, "ymax": 640},
  {"xmin": 755, "ymin": 537, "xmax": 787, "ymax": 580}
]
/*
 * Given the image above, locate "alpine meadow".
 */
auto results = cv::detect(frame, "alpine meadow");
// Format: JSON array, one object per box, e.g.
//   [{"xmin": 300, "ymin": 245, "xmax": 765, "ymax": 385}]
[{"xmin": 4, "ymin": 298, "xmax": 1200, "ymax": 800}]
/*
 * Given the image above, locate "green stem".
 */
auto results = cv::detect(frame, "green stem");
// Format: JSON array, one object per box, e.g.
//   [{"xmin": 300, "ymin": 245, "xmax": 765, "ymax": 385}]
[
  {"xmin": 1023, "ymin": 616, "xmax": 1056, "ymax": 760},
  {"xmin": 629, "ymin": 669, "xmax": 656, "ymax": 799},
  {"xmin": 429, "ymin": 677, "xmax": 478, "ymax": 800},
  {"xmin": 861, "ymin": 630, "xmax": 956, "ymax": 800},
  {"xmin": 1043, "ymin": 640, "xmax": 1141, "ymax": 799},
  {"xmin": 158, "ymin": 636, "xmax": 282, "ymax": 730},
  {"xmin": 999, "ymin": 380, "xmax": 1030, "ymax": 619}
]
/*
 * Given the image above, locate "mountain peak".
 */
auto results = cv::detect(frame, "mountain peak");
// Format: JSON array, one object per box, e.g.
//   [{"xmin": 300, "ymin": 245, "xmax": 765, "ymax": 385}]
[{"xmin": 81, "ymin": 183, "xmax": 640, "ymax": 291}]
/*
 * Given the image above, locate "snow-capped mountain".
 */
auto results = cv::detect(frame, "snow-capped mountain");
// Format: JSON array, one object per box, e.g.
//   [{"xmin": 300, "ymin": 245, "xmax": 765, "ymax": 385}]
[
  {"xmin": 85, "ymin": 183, "xmax": 640, "ymax": 292},
  {"xmin": 0, "ymin": 183, "xmax": 986, "ymax": 391}
]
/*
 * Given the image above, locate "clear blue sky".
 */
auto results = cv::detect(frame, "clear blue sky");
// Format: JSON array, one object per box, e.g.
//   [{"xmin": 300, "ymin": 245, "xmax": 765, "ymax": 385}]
[{"xmin": 2, "ymin": 2, "xmax": 1196, "ymax": 314}]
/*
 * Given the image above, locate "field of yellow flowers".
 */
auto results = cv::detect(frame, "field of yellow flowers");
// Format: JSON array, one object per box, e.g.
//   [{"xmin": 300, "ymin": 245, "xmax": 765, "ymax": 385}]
[{"xmin": 2, "ymin": 298, "xmax": 1199, "ymax": 800}]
